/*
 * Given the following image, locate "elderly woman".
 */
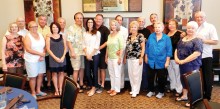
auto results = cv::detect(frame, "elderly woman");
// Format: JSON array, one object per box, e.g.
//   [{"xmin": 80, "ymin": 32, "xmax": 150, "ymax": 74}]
[
  {"xmin": 175, "ymin": 21, "xmax": 203, "ymax": 106},
  {"xmin": 46, "ymin": 22, "xmax": 66, "ymax": 96},
  {"xmin": 124, "ymin": 21, "xmax": 145, "ymax": 98},
  {"xmin": 167, "ymin": 19, "xmax": 183, "ymax": 96},
  {"xmin": 145, "ymin": 21, "xmax": 172, "ymax": 99},
  {"xmin": 24, "ymin": 21, "xmax": 47, "ymax": 98},
  {"xmin": 83, "ymin": 18, "xmax": 101, "ymax": 96},
  {"xmin": 2, "ymin": 22, "xmax": 24, "ymax": 74},
  {"xmin": 105, "ymin": 20, "xmax": 123, "ymax": 96}
]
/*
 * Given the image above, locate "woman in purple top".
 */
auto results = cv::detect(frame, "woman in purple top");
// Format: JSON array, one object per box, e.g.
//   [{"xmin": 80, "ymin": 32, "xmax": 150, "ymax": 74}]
[{"xmin": 175, "ymin": 21, "xmax": 203, "ymax": 105}]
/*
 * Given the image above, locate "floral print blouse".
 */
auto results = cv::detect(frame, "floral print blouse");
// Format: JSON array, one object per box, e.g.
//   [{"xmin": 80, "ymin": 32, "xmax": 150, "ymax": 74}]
[
  {"xmin": 5, "ymin": 35, "xmax": 24, "ymax": 68},
  {"xmin": 126, "ymin": 33, "xmax": 145, "ymax": 59}
]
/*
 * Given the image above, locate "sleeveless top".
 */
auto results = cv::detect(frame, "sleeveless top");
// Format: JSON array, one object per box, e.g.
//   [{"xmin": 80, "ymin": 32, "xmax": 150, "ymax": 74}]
[
  {"xmin": 4, "ymin": 35, "xmax": 24, "ymax": 67},
  {"xmin": 24, "ymin": 32, "xmax": 45, "ymax": 62},
  {"xmin": 49, "ymin": 35, "xmax": 66, "ymax": 72}
]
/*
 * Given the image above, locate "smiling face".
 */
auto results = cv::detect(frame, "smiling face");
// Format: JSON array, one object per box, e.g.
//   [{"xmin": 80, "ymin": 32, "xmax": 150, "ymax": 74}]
[
  {"xmin": 58, "ymin": 18, "xmax": 66, "ymax": 30},
  {"xmin": 9, "ymin": 23, "xmax": 19, "ymax": 33},
  {"xmin": 52, "ymin": 24, "xmax": 59, "ymax": 34},
  {"xmin": 115, "ymin": 16, "xmax": 123, "ymax": 26},
  {"xmin": 87, "ymin": 19, "xmax": 94, "ymax": 30},
  {"xmin": 28, "ymin": 21, "xmax": 38, "ymax": 33},
  {"xmin": 95, "ymin": 15, "xmax": 104, "ymax": 27},
  {"xmin": 38, "ymin": 15, "xmax": 47, "ymax": 28},
  {"xmin": 154, "ymin": 22, "xmax": 164, "ymax": 34},
  {"xmin": 194, "ymin": 12, "xmax": 206, "ymax": 26},
  {"xmin": 150, "ymin": 14, "xmax": 158, "ymax": 24},
  {"xmin": 16, "ymin": 17, "xmax": 25, "ymax": 29},
  {"xmin": 168, "ymin": 20, "xmax": 177, "ymax": 31},
  {"xmin": 74, "ymin": 13, "xmax": 83, "ymax": 26}
]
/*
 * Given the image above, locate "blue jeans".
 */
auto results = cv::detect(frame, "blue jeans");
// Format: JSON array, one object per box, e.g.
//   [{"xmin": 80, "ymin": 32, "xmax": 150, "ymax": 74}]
[{"xmin": 85, "ymin": 54, "xmax": 99, "ymax": 88}]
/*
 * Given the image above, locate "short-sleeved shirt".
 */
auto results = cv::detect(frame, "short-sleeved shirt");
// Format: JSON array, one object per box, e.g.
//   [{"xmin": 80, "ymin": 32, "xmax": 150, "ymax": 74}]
[
  {"xmin": 177, "ymin": 38, "xmax": 203, "ymax": 74},
  {"xmin": 107, "ymin": 33, "xmax": 124, "ymax": 59},
  {"xmin": 145, "ymin": 33, "xmax": 172, "ymax": 69},
  {"xmin": 37, "ymin": 25, "xmax": 50, "ymax": 38},
  {"xmin": 97, "ymin": 25, "xmax": 110, "ymax": 54},
  {"xmin": 67, "ymin": 24, "xmax": 85, "ymax": 56},
  {"xmin": 126, "ymin": 33, "xmax": 145, "ymax": 59},
  {"xmin": 196, "ymin": 22, "xmax": 219, "ymax": 58},
  {"xmin": 138, "ymin": 28, "xmax": 151, "ymax": 40},
  {"xmin": 4, "ymin": 35, "xmax": 24, "ymax": 68}
]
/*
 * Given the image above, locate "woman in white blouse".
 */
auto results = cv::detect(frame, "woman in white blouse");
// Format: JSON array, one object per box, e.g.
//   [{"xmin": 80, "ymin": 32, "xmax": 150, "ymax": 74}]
[{"xmin": 83, "ymin": 18, "xmax": 101, "ymax": 96}]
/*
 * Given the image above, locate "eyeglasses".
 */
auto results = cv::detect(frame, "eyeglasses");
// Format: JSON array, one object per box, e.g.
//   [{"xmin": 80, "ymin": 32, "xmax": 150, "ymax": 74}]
[
  {"xmin": 30, "ymin": 26, "xmax": 38, "ymax": 28},
  {"xmin": 88, "ymin": 22, "xmax": 93, "ymax": 23}
]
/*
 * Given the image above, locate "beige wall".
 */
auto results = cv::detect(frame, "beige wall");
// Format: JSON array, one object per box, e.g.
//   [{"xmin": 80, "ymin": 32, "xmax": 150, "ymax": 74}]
[{"xmin": 0, "ymin": 0, "xmax": 219, "ymax": 48}]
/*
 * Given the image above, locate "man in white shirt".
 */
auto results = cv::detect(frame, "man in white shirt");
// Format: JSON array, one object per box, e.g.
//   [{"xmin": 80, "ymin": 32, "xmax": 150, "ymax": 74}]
[
  {"xmin": 195, "ymin": 11, "xmax": 219, "ymax": 100},
  {"xmin": 115, "ymin": 15, "xmax": 128, "ymax": 89},
  {"xmin": 5, "ymin": 17, "xmax": 28, "ymax": 37}
]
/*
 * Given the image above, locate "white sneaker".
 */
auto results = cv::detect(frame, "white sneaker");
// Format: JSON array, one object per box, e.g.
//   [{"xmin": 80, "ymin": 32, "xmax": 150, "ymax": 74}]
[
  {"xmin": 156, "ymin": 93, "xmax": 164, "ymax": 99},
  {"xmin": 146, "ymin": 92, "xmax": 155, "ymax": 97}
]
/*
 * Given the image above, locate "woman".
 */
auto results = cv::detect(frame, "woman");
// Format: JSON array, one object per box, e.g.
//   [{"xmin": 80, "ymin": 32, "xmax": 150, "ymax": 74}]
[
  {"xmin": 46, "ymin": 22, "xmax": 66, "ymax": 96},
  {"xmin": 105, "ymin": 20, "xmax": 123, "ymax": 96},
  {"xmin": 2, "ymin": 22, "xmax": 24, "ymax": 74},
  {"xmin": 83, "ymin": 18, "xmax": 101, "ymax": 96},
  {"xmin": 145, "ymin": 21, "xmax": 172, "ymax": 99},
  {"xmin": 24, "ymin": 21, "xmax": 47, "ymax": 98},
  {"xmin": 167, "ymin": 19, "xmax": 182, "ymax": 96},
  {"xmin": 124, "ymin": 21, "xmax": 145, "ymax": 98},
  {"xmin": 175, "ymin": 21, "xmax": 203, "ymax": 106}
]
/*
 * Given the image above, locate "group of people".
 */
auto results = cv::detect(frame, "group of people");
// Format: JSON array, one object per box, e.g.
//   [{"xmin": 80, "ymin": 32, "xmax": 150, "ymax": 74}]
[{"xmin": 1, "ymin": 11, "xmax": 218, "ymax": 107}]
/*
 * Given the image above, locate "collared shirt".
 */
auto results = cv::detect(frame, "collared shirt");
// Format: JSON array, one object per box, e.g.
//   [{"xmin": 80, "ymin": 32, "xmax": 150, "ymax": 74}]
[
  {"xmin": 67, "ymin": 23, "xmax": 85, "ymax": 56},
  {"xmin": 119, "ymin": 26, "xmax": 128, "ymax": 49},
  {"xmin": 82, "ymin": 31, "xmax": 101, "ymax": 56},
  {"xmin": 37, "ymin": 25, "xmax": 50, "ymax": 38},
  {"xmin": 196, "ymin": 21, "xmax": 219, "ymax": 58},
  {"xmin": 145, "ymin": 33, "xmax": 172, "ymax": 69}
]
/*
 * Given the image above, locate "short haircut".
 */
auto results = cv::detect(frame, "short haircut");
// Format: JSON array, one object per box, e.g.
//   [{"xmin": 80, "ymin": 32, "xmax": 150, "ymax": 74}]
[
  {"xmin": 74, "ymin": 12, "xmax": 84, "ymax": 20},
  {"xmin": 168, "ymin": 18, "xmax": 178, "ymax": 29},
  {"xmin": 187, "ymin": 21, "xmax": 198, "ymax": 30},
  {"xmin": 129, "ymin": 21, "xmax": 139, "ymax": 28},
  {"xmin": 50, "ymin": 22, "xmax": 61, "ymax": 34},
  {"xmin": 194, "ymin": 11, "xmax": 206, "ymax": 18},
  {"xmin": 110, "ymin": 20, "xmax": 120, "ymax": 31},
  {"xmin": 95, "ymin": 14, "xmax": 104, "ymax": 19},
  {"xmin": 38, "ymin": 14, "xmax": 47, "ymax": 19},
  {"xmin": 28, "ymin": 21, "xmax": 37, "ymax": 28},
  {"xmin": 8, "ymin": 22, "xmax": 18, "ymax": 33},
  {"xmin": 150, "ymin": 13, "xmax": 158, "ymax": 18},
  {"xmin": 115, "ymin": 15, "xmax": 123, "ymax": 21},
  {"xmin": 153, "ymin": 21, "xmax": 164, "ymax": 28}
]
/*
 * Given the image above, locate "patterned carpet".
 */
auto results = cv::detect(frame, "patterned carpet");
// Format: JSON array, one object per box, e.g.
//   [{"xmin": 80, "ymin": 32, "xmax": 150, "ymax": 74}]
[{"xmin": 38, "ymin": 82, "xmax": 220, "ymax": 109}]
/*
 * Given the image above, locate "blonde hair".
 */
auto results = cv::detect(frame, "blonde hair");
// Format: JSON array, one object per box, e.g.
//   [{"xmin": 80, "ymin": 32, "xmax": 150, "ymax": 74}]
[
  {"xmin": 129, "ymin": 21, "xmax": 139, "ymax": 28},
  {"xmin": 28, "ymin": 21, "xmax": 37, "ymax": 29},
  {"xmin": 110, "ymin": 20, "xmax": 120, "ymax": 31},
  {"xmin": 8, "ymin": 22, "xmax": 19, "ymax": 33}
]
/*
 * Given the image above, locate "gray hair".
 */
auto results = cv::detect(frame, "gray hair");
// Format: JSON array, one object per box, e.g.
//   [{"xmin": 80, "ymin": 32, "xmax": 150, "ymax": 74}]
[{"xmin": 187, "ymin": 21, "xmax": 199, "ymax": 29}]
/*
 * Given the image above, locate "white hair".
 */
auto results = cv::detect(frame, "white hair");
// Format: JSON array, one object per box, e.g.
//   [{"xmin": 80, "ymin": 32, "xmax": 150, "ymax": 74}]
[{"xmin": 187, "ymin": 21, "xmax": 199, "ymax": 29}]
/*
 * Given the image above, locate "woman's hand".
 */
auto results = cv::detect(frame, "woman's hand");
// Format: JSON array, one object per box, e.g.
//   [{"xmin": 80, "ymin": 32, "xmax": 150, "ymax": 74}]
[
  {"xmin": 70, "ymin": 51, "xmax": 76, "ymax": 59},
  {"xmin": 123, "ymin": 58, "xmax": 126, "ymax": 64},
  {"xmin": 165, "ymin": 62, "xmax": 169, "ymax": 68},
  {"xmin": 139, "ymin": 58, "xmax": 143, "ymax": 65},
  {"xmin": 117, "ymin": 58, "xmax": 121, "ymax": 65},
  {"xmin": 39, "ymin": 56, "xmax": 44, "ymax": 61}
]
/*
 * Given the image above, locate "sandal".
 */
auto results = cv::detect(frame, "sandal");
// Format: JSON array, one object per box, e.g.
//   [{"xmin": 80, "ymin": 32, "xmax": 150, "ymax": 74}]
[
  {"xmin": 176, "ymin": 97, "xmax": 188, "ymax": 101},
  {"xmin": 36, "ymin": 92, "xmax": 47, "ymax": 96},
  {"xmin": 79, "ymin": 86, "xmax": 84, "ymax": 93},
  {"xmin": 110, "ymin": 91, "xmax": 117, "ymax": 96},
  {"xmin": 107, "ymin": 90, "xmax": 114, "ymax": 94},
  {"xmin": 185, "ymin": 102, "xmax": 190, "ymax": 107},
  {"xmin": 88, "ymin": 89, "xmax": 95, "ymax": 97}
]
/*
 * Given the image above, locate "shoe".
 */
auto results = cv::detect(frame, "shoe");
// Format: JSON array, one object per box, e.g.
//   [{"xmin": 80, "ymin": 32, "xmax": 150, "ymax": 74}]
[
  {"xmin": 107, "ymin": 90, "xmax": 114, "ymax": 94},
  {"xmin": 88, "ymin": 90, "xmax": 95, "ymax": 97},
  {"xmin": 110, "ymin": 91, "xmax": 117, "ymax": 96},
  {"xmin": 131, "ymin": 94, "xmax": 137, "ymax": 98},
  {"xmin": 36, "ymin": 92, "xmax": 47, "ymax": 96},
  {"xmin": 32, "ymin": 95, "xmax": 37, "ymax": 99},
  {"xmin": 96, "ymin": 86, "xmax": 104, "ymax": 93},
  {"xmin": 146, "ymin": 92, "xmax": 155, "ymax": 98},
  {"xmin": 79, "ymin": 86, "xmax": 84, "ymax": 93},
  {"xmin": 129, "ymin": 92, "xmax": 133, "ymax": 95},
  {"xmin": 176, "ymin": 97, "xmax": 188, "ymax": 101},
  {"xmin": 156, "ymin": 93, "xmax": 164, "ymax": 99}
]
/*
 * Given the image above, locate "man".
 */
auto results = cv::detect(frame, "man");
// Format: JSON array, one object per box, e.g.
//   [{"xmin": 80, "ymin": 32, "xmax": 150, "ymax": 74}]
[
  {"xmin": 195, "ymin": 11, "xmax": 219, "ymax": 100},
  {"xmin": 5, "ymin": 17, "xmax": 28, "ymax": 37},
  {"xmin": 146, "ymin": 13, "xmax": 158, "ymax": 33},
  {"xmin": 115, "ymin": 15, "xmax": 128, "ymax": 89},
  {"xmin": 58, "ymin": 17, "xmax": 73, "ymax": 77},
  {"xmin": 137, "ymin": 17, "xmax": 151, "ymax": 91},
  {"xmin": 95, "ymin": 14, "xmax": 110, "ymax": 93},
  {"xmin": 67, "ymin": 12, "xmax": 85, "ymax": 92},
  {"xmin": 37, "ymin": 14, "xmax": 51, "ymax": 90}
]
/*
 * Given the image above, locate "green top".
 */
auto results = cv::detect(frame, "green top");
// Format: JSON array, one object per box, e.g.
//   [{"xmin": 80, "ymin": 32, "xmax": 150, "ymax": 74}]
[{"xmin": 107, "ymin": 33, "xmax": 124, "ymax": 59}]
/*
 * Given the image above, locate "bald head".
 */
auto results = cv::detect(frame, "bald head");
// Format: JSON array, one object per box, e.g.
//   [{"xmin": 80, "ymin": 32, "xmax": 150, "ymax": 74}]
[
  {"xmin": 16, "ymin": 17, "xmax": 25, "ymax": 29},
  {"xmin": 137, "ymin": 16, "xmax": 146, "ymax": 28},
  {"xmin": 57, "ymin": 17, "xmax": 66, "ymax": 30}
]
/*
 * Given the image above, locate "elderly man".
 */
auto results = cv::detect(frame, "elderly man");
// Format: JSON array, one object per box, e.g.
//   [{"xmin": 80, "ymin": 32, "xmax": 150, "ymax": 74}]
[
  {"xmin": 195, "ymin": 11, "xmax": 219, "ymax": 101},
  {"xmin": 115, "ymin": 15, "xmax": 128, "ymax": 89},
  {"xmin": 137, "ymin": 17, "xmax": 151, "ymax": 91},
  {"xmin": 37, "ymin": 14, "xmax": 51, "ymax": 90},
  {"xmin": 5, "ymin": 17, "xmax": 28, "ymax": 37}
]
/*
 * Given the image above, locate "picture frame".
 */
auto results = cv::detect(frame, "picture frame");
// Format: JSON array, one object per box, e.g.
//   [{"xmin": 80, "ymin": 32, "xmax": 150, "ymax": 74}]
[
  {"xmin": 23, "ymin": 0, "xmax": 62, "ymax": 26},
  {"xmin": 82, "ymin": 0, "xmax": 142, "ymax": 13},
  {"xmin": 163, "ymin": 0, "xmax": 202, "ymax": 30}
]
